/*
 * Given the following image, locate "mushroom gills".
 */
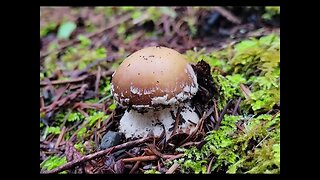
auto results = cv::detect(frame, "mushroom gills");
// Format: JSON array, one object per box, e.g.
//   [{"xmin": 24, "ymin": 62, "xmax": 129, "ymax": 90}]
[{"xmin": 118, "ymin": 102, "xmax": 200, "ymax": 140}]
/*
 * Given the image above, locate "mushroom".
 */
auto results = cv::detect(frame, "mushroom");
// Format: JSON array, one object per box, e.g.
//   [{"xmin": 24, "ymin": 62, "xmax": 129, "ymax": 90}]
[{"xmin": 111, "ymin": 46, "xmax": 199, "ymax": 139}]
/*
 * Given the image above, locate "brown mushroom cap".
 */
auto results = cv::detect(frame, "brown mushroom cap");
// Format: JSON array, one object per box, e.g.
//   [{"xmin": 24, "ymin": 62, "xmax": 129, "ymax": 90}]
[{"xmin": 111, "ymin": 46, "xmax": 198, "ymax": 108}]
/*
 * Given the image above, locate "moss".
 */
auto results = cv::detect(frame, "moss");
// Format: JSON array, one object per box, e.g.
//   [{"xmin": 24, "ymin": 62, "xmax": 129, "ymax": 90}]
[{"xmin": 179, "ymin": 34, "xmax": 280, "ymax": 174}]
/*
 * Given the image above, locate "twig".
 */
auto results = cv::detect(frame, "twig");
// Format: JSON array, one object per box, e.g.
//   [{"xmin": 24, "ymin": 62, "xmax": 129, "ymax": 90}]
[
  {"xmin": 146, "ymin": 143, "xmax": 164, "ymax": 158},
  {"xmin": 52, "ymin": 85, "xmax": 69, "ymax": 104},
  {"xmin": 122, "ymin": 155, "xmax": 159, "ymax": 163},
  {"xmin": 73, "ymin": 102, "xmax": 104, "ymax": 111},
  {"xmin": 59, "ymin": 110, "xmax": 71, "ymax": 130},
  {"xmin": 166, "ymin": 162, "xmax": 179, "ymax": 174},
  {"xmin": 69, "ymin": 119, "xmax": 89, "ymax": 142},
  {"xmin": 122, "ymin": 154, "xmax": 175, "ymax": 163},
  {"xmin": 180, "ymin": 141, "xmax": 201, "ymax": 148},
  {"xmin": 129, "ymin": 152, "xmax": 146, "ymax": 174},
  {"xmin": 129, "ymin": 161, "xmax": 142, "ymax": 174},
  {"xmin": 232, "ymin": 97, "xmax": 242, "ymax": 115},
  {"xmin": 179, "ymin": 111, "xmax": 207, "ymax": 145},
  {"xmin": 95, "ymin": 66, "xmax": 101, "ymax": 97},
  {"xmin": 205, "ymin": 106, "xmax": 215, "ymax": 130},
  {"xmin": 40, "ymin": 14, "xmax": 132, "ymax": 59},
  {"xmin": 164, "ymin": 153, "xmax": 184, "ymax": 162},
  {"xmin": 213, "ymin": 99, "xmax": 219, "ymax": 125},
  {"xmin": 240, "ymin": 84, "xmax": 251, "ymax": 100},
  {"xmin": 95, "ymin": 112, "xmax": 114, "ymax": 132},
  {"xmin": 157, "ymin": 160, "xmax": 161, "ymax": 172},
  {"xmin": 42, "ymin": 137, "xmax": 153, "ymax": 174},
  {"xmin": 215, "ymin": 99, "xmax": 233, "ymax": 130},
  {"xmin": 40, "ymin": 75, "xmax": 89, "ymax": 86},
  {"xmin": 207, "ymin": 156, "xmax": 215, "ymax": 174},
  {"xmin": 255, "ymin": 133, "xmax": 270, "ymax": 148},
  {"xmin": 54, "ymin": 126, "xmax": 66, "ymax": 149}
]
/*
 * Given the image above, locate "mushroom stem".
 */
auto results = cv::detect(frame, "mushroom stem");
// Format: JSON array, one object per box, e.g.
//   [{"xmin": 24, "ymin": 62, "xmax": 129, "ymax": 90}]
[{"xmin": 118, "ymin": 102, "xmax": 199, "ymax": 140}]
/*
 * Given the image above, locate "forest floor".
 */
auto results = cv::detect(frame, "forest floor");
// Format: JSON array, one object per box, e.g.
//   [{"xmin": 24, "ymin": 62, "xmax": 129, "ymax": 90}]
[{"xmin": 40, "ymin": 6, "xmax": 280, "ymax": 174}]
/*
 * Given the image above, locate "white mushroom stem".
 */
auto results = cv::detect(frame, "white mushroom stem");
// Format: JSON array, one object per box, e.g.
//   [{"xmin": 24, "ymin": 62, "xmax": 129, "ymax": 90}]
[{"xmin": 118, "ymin": 102, "xmax": 200, "ymax": 140}]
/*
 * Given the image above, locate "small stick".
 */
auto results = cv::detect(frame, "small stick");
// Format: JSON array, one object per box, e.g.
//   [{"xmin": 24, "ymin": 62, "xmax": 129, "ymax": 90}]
[
  {"xmin": 219, "ymin": 100, "xmax": 233, "ymax": 121},
  {"xmin": 42, "ymin": 137, "xmax": 153, "ymax": 174},
  {"xmin": 232, "ymin": 97, "xmax": 242, "ymax": 115},
  {"xmin": 215, "ymin": 100, "xmax": 233, "ymax": 130},
  {"xmin": 213, "ymin": 100, "xmax": 219, "ymax": 124},
  {"xmin": 94, "ymin": 66, "xmax": 101, "ymax": 97},
  {"xmin": 122, "ymin": 154, "xmax": 175, "ymax": 163},
  {"xmin": 240, "ymin": 84, "xmax": 251, "ymax": 100},
  {"xmin": 129, "ymin": 152, "xmax": 146, "ymax": 174},
  {"xmin": 54, "ymin": 126, "xmax": 66, "ymax": 149},
  {"xmin": 122, "ymin": 155, "xmax": 159, "ymax": 163},
  {"xmin": 66, "ymin": 120, "xmax": 82, "ymax": 136},
  {"xmin": 180, "ymin": 141, "xmax": 201, "ymax": 147},
  {"xmin": 40, "ymin": 75, "xmax": 89, "ymax": 86},
  {"xmin": 147, "ymin": 143, "xmax": 164, "ymax": 158},
  {"xmin": 210, "ymin": 115, "xmax": 216, "ymax": 123},
  {"xmin": 60, "ymin": 110, "xmax": 71, "ymax": 128},
  {"xmin": 164, "ymin": 153, "xmax": 184, "ymax": 162},
  {"xmin": 179, "ymin": 111, "xmax": 208, "ymax": 145},
  {"xmin": 207, "ymin": 156, "xmax": 215, "ymax": 174},
  {"xmin": 69, "ymin": 108, "xmax": 89, "ymax": 142},
  {"xmin": 166, "ymin": 162, "xmax": 179, "ymax": 174},
  {"xmin": 55, "ymin": 85, "xmax": 70, "ymax": 101},
  {"xmin": 129, "ymin": 161, "xmax": 142, "ymax": 174},
  {"xmin": 255, "ymin": 133, "xmax": 270, "ymax": 148},
  {"xmin": 157, "ymin": 160, "xmax": 161, "ymax": 172}
]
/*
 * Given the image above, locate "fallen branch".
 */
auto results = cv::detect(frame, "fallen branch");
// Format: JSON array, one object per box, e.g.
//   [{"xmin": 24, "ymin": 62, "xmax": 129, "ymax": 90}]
[{"xmin": 42, "ymin": 137, "xmax": 153, "ymax": 174}]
